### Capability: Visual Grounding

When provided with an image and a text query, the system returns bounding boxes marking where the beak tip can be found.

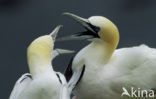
[56,25,63,30]
[50,25,63,40]
[51,25,63,33]
[62,12,70,16]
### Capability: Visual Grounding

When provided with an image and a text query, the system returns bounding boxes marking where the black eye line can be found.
[77,29,100,38]
[74,21,100,38]
[87,22,100,33]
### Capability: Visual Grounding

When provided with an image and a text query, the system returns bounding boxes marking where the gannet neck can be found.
[85,40,115,64]
[29,59,54,78]
[27,35,54,78]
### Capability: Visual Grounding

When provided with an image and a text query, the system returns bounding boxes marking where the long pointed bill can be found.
[52,49,75,59]
[56,13,100,42]
[63,12,96,33]
[56,34,93,42]
[50,25,63,41]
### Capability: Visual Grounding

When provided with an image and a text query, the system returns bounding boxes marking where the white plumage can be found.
[9,25,72,99]
[62,13,156,99]
[73,44,156,99]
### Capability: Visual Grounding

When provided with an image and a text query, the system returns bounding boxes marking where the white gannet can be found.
[60,13,156,99]
[9,25,73,99]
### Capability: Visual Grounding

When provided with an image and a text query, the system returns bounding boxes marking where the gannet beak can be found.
[56,13,100,42]
[52,49,75,59]
[50,25,63,41]
[50,25,75,59]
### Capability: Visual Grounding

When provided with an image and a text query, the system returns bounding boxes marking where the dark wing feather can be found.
[64,56,85,93]
[64,56,74,82]
[75,65,85,86]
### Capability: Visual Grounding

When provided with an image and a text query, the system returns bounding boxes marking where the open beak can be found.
[56,13,100,42]
[50,25,63,42]
[50,25,75,58]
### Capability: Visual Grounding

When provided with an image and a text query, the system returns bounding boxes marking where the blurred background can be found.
[0,0,156,98]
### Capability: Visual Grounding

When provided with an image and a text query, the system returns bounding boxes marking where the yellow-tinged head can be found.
[62,13,119,51]
[27,25,62,76]
[27,35,53,67]
[88,16,119,49]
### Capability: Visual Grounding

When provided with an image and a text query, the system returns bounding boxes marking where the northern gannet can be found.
[60,13,156,99]
[9,25,73,99]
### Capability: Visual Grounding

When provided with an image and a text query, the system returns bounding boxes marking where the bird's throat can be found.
[27,55,53,78]
[85,40,116,64]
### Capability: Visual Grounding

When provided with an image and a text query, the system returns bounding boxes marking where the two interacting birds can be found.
[9,12,156,99]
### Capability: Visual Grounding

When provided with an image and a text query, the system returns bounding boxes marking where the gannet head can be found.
[62,13,119,50]
[27,25,62,70]
[27,35,53,66]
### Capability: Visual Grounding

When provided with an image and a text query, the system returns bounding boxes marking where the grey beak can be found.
[52,49,75,59]
[50,25,63,41]
[63,12,96,33]
[56,34,92,42]
[56,13,100,42]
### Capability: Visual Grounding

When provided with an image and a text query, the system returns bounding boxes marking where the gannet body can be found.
[62,13,156,99]
[9,26,72,99]
[73,44,156,99]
